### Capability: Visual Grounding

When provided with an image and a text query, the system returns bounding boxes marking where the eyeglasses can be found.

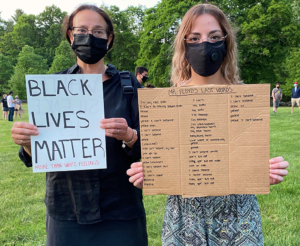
[184,33,227,47]
[72,27,107,38]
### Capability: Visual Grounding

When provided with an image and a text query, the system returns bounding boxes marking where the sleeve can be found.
[122,74,142,160]
[19,146,33,167]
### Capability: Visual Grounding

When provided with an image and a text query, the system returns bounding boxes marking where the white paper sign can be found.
[25,74,106,173]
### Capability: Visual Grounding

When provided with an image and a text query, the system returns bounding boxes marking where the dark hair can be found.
[135,66,148,76]
[9,91,13,95]
[63,5,115,50]
[144,83,155,88]
[276,83,280,85]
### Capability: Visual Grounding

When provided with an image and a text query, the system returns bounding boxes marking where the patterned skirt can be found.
[161,195,263,246]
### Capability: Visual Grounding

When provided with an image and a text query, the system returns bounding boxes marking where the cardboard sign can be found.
[25,74,106,173]
[138,84,270,197]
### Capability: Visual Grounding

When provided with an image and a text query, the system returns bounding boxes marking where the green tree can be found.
[239,1,298,85]
[36,5,67,65]
[9,45,48,99]
[0,14,39,64]
[136,0,200,87]
[48,40,76,74]
[281,47,300,99]
[104,5,145,73]
[0,54,14,94]
[11,9,25,22]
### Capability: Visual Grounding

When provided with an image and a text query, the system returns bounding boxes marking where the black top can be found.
[1,98,8,108]
[19,64,145,224]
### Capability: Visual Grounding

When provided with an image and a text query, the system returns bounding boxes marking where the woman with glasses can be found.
[10,4,147,246]
[127,4,288,245]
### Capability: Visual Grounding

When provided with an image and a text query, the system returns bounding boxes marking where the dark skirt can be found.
[46,213,148,246]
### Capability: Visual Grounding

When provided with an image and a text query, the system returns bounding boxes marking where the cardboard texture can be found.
[138,84,270,197]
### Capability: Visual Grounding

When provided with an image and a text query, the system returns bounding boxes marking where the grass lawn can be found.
[0,105,299,245]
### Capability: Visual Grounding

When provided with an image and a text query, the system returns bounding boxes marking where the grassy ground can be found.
[0,105,299,245]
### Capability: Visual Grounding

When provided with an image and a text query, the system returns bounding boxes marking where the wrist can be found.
[124,127,133,142]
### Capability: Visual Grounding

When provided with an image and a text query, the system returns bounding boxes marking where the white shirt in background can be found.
[7,95,15,107]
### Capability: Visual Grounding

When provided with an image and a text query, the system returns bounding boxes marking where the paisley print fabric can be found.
[161,195,263,246]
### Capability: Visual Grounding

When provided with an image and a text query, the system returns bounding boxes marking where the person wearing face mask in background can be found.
[135,66,148,87]
[128,4,289,245]
[10,4,147,246]
[272,83,282,113]
[1,94,8,120]
[291,81,300,113]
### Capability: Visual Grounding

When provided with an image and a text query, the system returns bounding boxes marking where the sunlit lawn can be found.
[0,105,299,245]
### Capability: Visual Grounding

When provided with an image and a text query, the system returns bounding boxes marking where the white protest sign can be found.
[25,74,106,173]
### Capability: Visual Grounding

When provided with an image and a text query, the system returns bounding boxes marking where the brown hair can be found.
[144,83,155,88]
[171,4,241,86]
[63,4,115,50]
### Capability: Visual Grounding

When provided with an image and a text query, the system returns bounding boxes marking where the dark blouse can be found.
[1,98,8,108]
[19,64,145,224]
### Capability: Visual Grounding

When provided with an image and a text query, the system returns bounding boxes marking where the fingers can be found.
[128,172,143,184]
[134,177,143,188]
[11,122,39,147]
[270,169,288,176]
[269,161,289,170]
[269,156,284,164]
[131,162,143,168]
[126,162,143,176]
[100,122,126,130]
[270,174,284,182]
[100,118,126,124]
[104,127,127,134]
[127,166,143,177]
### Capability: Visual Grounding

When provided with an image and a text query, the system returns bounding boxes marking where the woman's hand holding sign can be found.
[11,122,39,154]
[100,118,137,148]
[127,162,143,189]
[269,156,289,185]
[127,157,289,188]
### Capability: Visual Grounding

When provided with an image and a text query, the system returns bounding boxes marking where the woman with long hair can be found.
[11,4,147,246]
[127,4,288,245]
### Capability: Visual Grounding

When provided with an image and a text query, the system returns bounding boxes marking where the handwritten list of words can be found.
[138,84,270,197]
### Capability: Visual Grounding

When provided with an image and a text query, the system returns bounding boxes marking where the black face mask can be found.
[71,34,108,64]
[142,75,148,83]
[185,41,227,77]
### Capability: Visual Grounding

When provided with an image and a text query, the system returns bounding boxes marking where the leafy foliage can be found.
[0,1,299,96]
[0,54,13,94]
[48,40,76,74]
[104,5,145,73]
[9,45,48,99]
[239,1,298,86]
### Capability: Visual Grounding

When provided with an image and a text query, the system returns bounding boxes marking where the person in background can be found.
[7,91,15,122]
[14,95,22,119]
[127,4,289,245]
[144,83,155,88]
[1,94,8,120]
[135,66,148,86]
[10,4,147,246]
[291,81,300,113]
[272,83,282,113]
